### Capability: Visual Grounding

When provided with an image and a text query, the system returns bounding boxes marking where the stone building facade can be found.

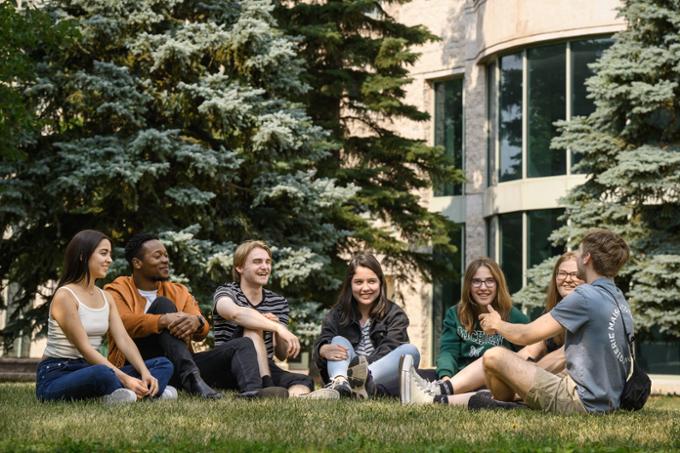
[392,0,625,366]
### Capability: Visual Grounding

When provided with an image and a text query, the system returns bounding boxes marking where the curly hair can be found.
[124,233,158,266]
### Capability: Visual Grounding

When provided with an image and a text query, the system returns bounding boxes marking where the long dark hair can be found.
[336,253,389,326]
[57,230,111,289]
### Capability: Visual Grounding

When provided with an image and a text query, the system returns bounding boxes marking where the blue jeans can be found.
[35,356,173,402]
[327,336,420,389]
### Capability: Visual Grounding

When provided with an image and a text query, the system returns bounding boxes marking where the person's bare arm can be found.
[215,297,300,358]
[51,290,151,398]
[479,306,562,346]
[107,296,158,397]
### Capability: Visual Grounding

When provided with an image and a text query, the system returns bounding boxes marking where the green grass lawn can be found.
[1,383,679,452]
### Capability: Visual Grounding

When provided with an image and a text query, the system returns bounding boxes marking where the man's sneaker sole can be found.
[399,354,413,405]
[257,386,289,399]
[348,356,370,399]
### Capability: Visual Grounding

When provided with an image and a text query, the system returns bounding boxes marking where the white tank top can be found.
[43,286,110,359]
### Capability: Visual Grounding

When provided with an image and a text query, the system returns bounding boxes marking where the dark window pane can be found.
[571,37,613,170]
[486,217,496,260]
[527,208,565,267]
[571,38,613,117]
[432,226,464,360]
[638,326,680,374]
[499,212,522,293]
[499,53,522,182]
[487,62,497,186]
[527,44,566,177]
[434,78,464,196]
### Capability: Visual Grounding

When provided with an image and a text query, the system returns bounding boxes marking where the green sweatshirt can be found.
[436,304,529,378]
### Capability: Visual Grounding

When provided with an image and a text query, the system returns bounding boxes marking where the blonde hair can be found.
[457,257,512,333]
[232,240,272,282]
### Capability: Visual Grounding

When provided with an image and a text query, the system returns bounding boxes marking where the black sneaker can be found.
[184,371,223,399]
[467,390,527,411]
[237,386,289,399]
[328,376,352,398]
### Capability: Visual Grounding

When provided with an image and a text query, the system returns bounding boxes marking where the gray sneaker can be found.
[103,388,137,404]
[159,385,178,401]
[298,388,340,400]
[399,354,435,405]
[347,356,372,399]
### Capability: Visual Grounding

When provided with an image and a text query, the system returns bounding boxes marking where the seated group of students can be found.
[36,227,635,414]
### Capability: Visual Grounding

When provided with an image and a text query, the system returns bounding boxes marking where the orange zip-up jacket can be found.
[104,276,209,368]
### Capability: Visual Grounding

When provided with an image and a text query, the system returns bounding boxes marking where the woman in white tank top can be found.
[36,230,175,403]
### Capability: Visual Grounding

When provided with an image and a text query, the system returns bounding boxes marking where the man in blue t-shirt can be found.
[478,228,634,413]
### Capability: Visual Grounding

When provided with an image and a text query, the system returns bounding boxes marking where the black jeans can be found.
[134,296,262,392]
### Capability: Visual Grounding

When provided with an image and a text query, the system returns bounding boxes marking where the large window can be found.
[488,208,565,293]
[499,212,523,293]
[432,226,464,360]
[527,209,563,267]
[434,78,464,196]
[527,44,566,177]
[498,54,522,182]
[487,37,612,184]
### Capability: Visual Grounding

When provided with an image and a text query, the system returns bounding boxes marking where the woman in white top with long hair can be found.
[36,230,174,403]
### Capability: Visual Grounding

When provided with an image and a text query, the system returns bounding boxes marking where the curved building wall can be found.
[473,0,623,61]
[388,0,624,366]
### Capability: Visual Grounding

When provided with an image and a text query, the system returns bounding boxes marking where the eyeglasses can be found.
[471,278,496,288]
[556,271,579,281]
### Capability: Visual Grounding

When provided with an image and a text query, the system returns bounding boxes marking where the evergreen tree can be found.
[521,0,680,338]
[0,2,76,160]
[274,0,464,288]
[0,0,355,349]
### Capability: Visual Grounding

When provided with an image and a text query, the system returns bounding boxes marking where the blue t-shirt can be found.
[550,278,633,413]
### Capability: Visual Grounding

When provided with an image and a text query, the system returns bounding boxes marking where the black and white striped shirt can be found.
[355,319,375,357]
[212,282,289,358]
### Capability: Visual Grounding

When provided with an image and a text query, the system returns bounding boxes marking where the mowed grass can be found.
[1,383,679,452]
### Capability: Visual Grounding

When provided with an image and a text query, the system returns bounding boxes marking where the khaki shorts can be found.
[525,369,587,414]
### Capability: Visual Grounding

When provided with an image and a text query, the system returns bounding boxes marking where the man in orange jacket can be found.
[106,233,281,399]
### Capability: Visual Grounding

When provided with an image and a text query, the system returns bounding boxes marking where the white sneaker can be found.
[297,388,340,400]
[103,388,137,404]
[159,385,178,401]
[399,355,435,405]
[418,374,442,396]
